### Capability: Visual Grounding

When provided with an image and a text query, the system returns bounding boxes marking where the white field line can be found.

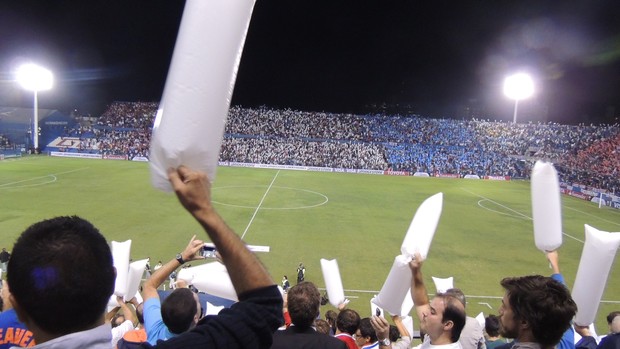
[462,188,584,244]
[0,168,89,188]
[240,170,280,240]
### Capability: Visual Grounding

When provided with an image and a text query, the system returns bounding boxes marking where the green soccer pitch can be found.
[1,156,619,332]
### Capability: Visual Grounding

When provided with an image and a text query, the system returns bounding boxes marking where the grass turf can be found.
[1,155,619,331]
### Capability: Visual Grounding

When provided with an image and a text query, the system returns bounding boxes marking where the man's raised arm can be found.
[167,166,275,295]
[409,252,430,324]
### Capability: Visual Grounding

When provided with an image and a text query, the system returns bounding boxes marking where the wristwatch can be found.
[379,338,391,346]
[175,253,185,265]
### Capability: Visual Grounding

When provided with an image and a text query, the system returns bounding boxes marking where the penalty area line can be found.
[462,188,584,244]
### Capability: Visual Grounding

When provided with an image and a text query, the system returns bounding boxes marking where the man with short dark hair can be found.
[142,238,203,345]
[334,308,360,349]
[270,281,346,349]
[7,165,283,349]
[408,252,467,349]
[484,315,506,349]
[498,275,577,349]
[444,288,486,349]
[8,216,116,348]
[355,317,380,349]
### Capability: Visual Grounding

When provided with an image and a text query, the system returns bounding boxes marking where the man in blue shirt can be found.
[0,281,35,348]
[142,236,203,345]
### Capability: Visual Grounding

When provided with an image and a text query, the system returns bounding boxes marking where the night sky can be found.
[1,0,620,124]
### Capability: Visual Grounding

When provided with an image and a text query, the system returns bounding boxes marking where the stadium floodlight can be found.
[16,63,54,151]
[503,72,534,124]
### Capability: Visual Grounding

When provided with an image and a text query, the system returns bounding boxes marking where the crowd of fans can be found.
[220,137,387,170]
[48,102,620,193]
[0,134,10,148]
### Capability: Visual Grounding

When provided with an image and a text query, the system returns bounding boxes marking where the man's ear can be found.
[443,320,454,331]
[9,294,31,325]
[520,319,530,330]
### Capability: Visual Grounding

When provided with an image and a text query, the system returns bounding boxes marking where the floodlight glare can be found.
[503,73,534,124]
[16,63,54,91]
[16,63,54,151]
[503,73,534,100]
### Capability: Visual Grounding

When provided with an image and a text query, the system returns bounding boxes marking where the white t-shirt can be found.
[414,335,464,349]
[111,319,135,347]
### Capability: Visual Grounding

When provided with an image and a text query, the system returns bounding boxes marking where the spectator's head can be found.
[161,288,200,334]
[444,288,467,308]
[325,309,337,330]
[287,282,320,329]
[355,317,378,347]
[389,325,401,342]
[314,318,331,335]
[336,308,360,335]
[607,311,620,334]
[499,275,577,348]
[7,216,116,339]
[485,315,501,338]
[423,293,466,343]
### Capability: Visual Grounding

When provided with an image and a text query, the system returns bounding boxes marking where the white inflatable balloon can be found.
[111,240,132,297]
[124,259,148,302]
[531,161,563,251]
[431,276,454,294]
[205,301,225,316]
[572,225,620,326]
[400,288,414,317]
[149,0,256,191]
[401,193,443,259]
[177,262,238,301]
[320,259,346,308]
[372,255,413,316]
[475,312,485,328]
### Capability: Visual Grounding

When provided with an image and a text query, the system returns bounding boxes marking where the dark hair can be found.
[607,311,620,324]
[336,308,361,335]
[161,288,197,334]
[485,315,501,337]
[8,216,115,335]
[359,317,378,342]
[389,325,401,342]
[501,275,577,347]
[325,310,338,328]
[314,318,331,335]
[437,294,467,343]
[287,282,320,328]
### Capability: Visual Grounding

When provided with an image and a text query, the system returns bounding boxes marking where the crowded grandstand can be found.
[2,101,619,196]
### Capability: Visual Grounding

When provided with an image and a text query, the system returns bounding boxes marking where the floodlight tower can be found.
[503,73,534,124]
[16,63,54,151]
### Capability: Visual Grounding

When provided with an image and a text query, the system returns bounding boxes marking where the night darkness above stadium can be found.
[1,0,620,124]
